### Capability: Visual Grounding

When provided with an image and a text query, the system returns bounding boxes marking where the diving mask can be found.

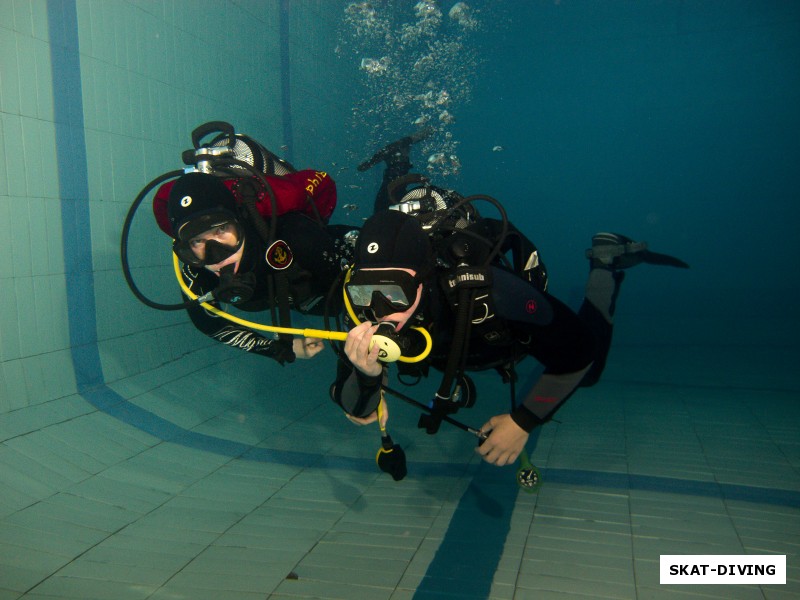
[344,269,421,319]
[173,220,244,268]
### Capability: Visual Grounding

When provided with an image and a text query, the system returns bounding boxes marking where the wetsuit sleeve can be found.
[180,263,296,365]
[330,356,384,418]
[491,282,596,432]
[510,366,592,432]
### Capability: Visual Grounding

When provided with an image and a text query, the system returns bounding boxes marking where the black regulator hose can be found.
[430,194,509,402]
[223,158,278,245]
[120,169,200,311]
[434,194,509,268]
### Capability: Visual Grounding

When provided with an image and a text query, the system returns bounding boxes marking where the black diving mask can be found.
[172,220,244,268]
[344,269,421,319]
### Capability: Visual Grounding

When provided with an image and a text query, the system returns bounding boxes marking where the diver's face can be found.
[188,223,243,273]
[361,268,423,331]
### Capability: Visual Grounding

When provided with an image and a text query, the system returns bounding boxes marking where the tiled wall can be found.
[0,0,355,415]
[1,0,68,412]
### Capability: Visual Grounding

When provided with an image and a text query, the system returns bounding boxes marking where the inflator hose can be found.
[120,169,196,311]
[171,251,347,340]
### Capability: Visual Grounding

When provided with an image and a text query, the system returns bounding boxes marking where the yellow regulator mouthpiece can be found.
[371,328,402,362]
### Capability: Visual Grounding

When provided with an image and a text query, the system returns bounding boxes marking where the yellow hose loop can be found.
[172,252,346,341]
[172,252,431,361]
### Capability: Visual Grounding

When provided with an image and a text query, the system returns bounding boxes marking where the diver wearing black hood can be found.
[167,171,357,364]
[332,135,689,467]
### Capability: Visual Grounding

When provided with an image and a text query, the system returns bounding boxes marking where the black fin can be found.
[357,127,433,172]
[641,250,690,269]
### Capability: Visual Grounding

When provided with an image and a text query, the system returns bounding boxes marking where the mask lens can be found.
[173,240,204,267]
[187,221,239,246]
[174,221,243,267]
[347,283,410,309]
[345,269,418,313]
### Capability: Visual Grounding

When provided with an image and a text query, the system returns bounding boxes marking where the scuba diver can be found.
[130,122,359,365]
[330,134,690,472]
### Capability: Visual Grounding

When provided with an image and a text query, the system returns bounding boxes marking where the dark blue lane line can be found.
[48,0,105,395]
[544,468,800,508]
[81,385,466,475]
[412,428,541,600]
[411,366,546,599]
[79,387,800,507]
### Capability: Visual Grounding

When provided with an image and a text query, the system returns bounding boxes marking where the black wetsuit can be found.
[332,139,630,431]
[331,227,621,433]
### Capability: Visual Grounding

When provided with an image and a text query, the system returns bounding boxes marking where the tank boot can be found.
[585,232,689,270]
[357,126,433,172]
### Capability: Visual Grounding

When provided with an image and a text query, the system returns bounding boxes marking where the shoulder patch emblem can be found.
[266,239,293,270]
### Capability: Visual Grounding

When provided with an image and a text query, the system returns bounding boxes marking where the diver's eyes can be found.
[188,223,233,248]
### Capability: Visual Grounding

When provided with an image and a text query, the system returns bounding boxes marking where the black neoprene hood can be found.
[167,172,238,240]
[355,210,433,272]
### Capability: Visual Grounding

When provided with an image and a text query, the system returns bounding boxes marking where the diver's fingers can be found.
[355,324,379,359]
[344,322,382,376]
[344,321,373,356]
[478,415,499,437]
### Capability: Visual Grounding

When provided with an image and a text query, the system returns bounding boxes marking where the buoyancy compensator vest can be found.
[386,175,551,433]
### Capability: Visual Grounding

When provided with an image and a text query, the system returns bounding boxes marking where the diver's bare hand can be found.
[293,337,324,359]
[476,414,529,466]
[344,321,382,377]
